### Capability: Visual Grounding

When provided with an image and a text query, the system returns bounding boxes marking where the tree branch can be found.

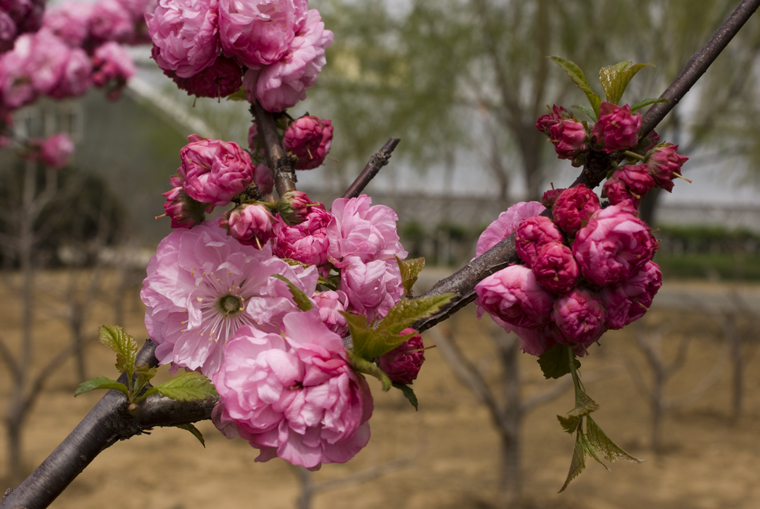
[251,101,296,197]
[342,138,400,199]
[0,335,19,382]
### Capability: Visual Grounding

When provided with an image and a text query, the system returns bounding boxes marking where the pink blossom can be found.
[0,12,15,54]
[171,54,242,98]
[491,321,556,357]
[474,265,554,330]
[218,0,308,67]
[474,201,545,259]
[21,32,70,96]
[178,134,254,207]
[643,130,660,151]
[141,221,318,376]
[90,0,135,44]
[551,289,606,346]
[377,329,425,385]
[242,9,333,112]
[514,215,563,266]
[340,256,403,322]
[247,122,260,151]
[211,310,373,470]
[313,290,349,335]
[91,42,135,99]
[600,261,662,329]
[283,115,333,169]
[532,242,580,294]
[591,102,641,153]
[551,185,600,236]
[535,104,570,137]
[541,188,564,209]
[1,0,44,36]
[274,206,332,266]
[39,133,74,168]
[254,163,273,196]
[646,143,688,192]
[602,164,655,209]
[327,194,407,265]
[219,203,276,249]
[41,2,93,47]
[162,185,211,228]
[48,47,92,99]
[549,119,587,160]
[572,204,658,287]
[0,47,36,109]
[147,0,220,78]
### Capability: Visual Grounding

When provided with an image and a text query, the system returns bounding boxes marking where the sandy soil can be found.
[1,271,759,508]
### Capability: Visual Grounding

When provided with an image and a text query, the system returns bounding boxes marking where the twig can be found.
[0,335,19,381]
[342,138,401,199]
[251,101,296,197]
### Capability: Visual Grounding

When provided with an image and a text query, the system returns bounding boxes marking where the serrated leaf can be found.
[569,389,600,417]
[347,350,392,391]
[550,56,602,115]
[559,431,587,493]
[342,312,375,357]
[379,293,455,335]
[225,88,247,101]
[134,364,159,396]
[557,414,581,434]
[99,325,137,379]
[579,428,610,471]
[537,344,580,380]
[396,256,425,296]
[599,61,653,105]
[148,372,218,402]
[586,416,642,464]
[176,423,206,448]
[392,382,419,410]
[74,376,129,397]
[281,258,311,269]
[271,274,313,311]
[571,104,597,121]
[630,97,669,112]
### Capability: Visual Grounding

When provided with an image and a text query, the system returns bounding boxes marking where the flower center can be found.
[217,294,242,315]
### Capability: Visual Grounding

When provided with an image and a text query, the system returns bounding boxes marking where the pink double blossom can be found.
[211,310,373,470]
[29,133,74,169]
[170,54,242,98]
[282,115,333,169]
[591,102,641,153]
[377,329,425,385]
[646,143,688,192]
[312,290,349,335]
[600,261,662,329]
[541,188,564,209]
[535,104,570,137]
[531,242,580,295]
[0,0,44,42]
[254,163,274,196]
[549,119,587,160]
[340,256,403,322]
[219,203,276,249]
[551,185,600,236]
[274,206,332,266]
[48,46,92,99]
[514,215,563,266]
[278,190,317,225]
[603,164,655,209]
[90,0,136,44]
[475,265,554,330]
[41,2,94,48]
[551,288,606,346]
[474,201,545,259]
[92,42,136,100]
[161,185,211,228]
[0,12,15,54]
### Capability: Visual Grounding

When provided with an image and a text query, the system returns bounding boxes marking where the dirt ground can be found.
[1,270,760,508]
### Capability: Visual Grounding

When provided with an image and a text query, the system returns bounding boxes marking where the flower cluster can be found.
[147,0,333,109]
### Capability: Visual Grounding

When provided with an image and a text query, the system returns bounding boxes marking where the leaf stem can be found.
[622,150,645,161]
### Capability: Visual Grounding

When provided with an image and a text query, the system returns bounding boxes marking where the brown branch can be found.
[0,335,19,382]
[251,101,296,197]
[342,138,401,199]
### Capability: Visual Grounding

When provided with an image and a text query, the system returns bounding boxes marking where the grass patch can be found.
[655,251,760,281]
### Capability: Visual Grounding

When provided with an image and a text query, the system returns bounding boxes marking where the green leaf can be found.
[396,256,425,296]
[176,423,206,448]
[569,389,600,417]
[598,61,653,105]
[379,293,455,335]
[571,104,597,121]
[99,325,138,379]
[392,382,419,411]
[134,364,159,396]
[557,414,581,434]
[630,97,669,112]
[579,428,610,471]
[271,274,313,311]
[559,430,587,493]
[537,344,580,380]
[586,416,643,464]
[148,372,218,402]
[225,87,247,101]
[75,376,129,397]
[347,350,392,391]
[550,56,601,115]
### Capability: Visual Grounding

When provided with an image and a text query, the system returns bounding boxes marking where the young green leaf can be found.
[396,256,426,296]
[586,416,642,463]
[392,382,419,411]
[550,56,602,115]
[271,274,313,311]
[579,429,610,471]
[557,414,581,434]
[537,344,580,380]
[99,325,138,379]
[147,372,218,402]
[630,97,669,112]
[225,88,247,101]
[598,61,653,106]
[74,376,129,397]
[347,350,392,391]
[176,423,206,448]
[342,312,376,359]
[559,430,587,493]
[134,364,159,396]
[571,104,597,122]
[379,293,455,335]
[569,389,600,417]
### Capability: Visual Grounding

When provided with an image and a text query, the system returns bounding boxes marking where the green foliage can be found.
[559,431,587,493]
[630,97,669,112]
[175,424,206,448]
[347,350,392,391]
[598,61,653,105]
[550,56,602,115]
[99,325,138,380]
[392,383,419,411]
[586,416,641,464]
[381,293,454,335]
[271,274,313,311]
[538,343,580,379]
[397,256,426,297]
[145,372,218,402]
[75,377,129,398]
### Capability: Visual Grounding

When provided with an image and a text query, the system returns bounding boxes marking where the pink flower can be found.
[92,42,136,91]
[602,164,655,209]
[541,188,564,209]
[178,134,254,207]
[475,265,554,329]
[90,0,135,44]
[551,185,600,236]
[535,104,570,137]
[532,242,580,294]
[551,288,606,346]
[282,115,333,169]
[492,321,556,357]
[22,32,70,96]
[327,194,407,265]
[141,221,318,376]
[37,133,74,168]
[171,54,242,98]
[514,215,564,266]
[0,12,15,54]
[377,329,425,385]
[340,256,404,322]
[49,47,92,99]
[0,45,36,109]
[274,206,332,266]
[254,163,273,196]
[218,0,307,67]
[591,102,642,153]
[161,185,211,228]
[220,203,276,249]
[474,201,545,259]
[277,190,317,225]
[600,261,662,329]
[1,0,44,37]
[211,310,373,470]
[41,2,93,47]
[572,204,658,287]
[313,290,349,335]
[549,119,587,160]
[646,143,688,192]
[242,9,333,112]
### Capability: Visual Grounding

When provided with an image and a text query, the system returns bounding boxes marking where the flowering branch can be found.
[251,101,297,197]
[342,138,401,199]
